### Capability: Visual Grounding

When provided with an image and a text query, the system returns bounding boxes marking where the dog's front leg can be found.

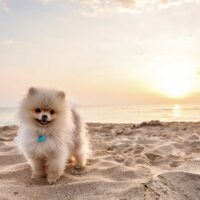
[46,152,68,184]
[29,157,45,179]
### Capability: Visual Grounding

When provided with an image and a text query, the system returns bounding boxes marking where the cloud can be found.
[41,0,200,13]
[2,39,35,47]
[2,39,18,46]
[0,0,8,11]
[76,0,199,12]
[41,0,56,4]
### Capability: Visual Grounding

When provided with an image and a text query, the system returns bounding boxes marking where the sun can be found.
[148,56,197,98]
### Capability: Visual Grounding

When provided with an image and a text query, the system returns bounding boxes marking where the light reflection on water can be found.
[173,104,181,118]
[0,104,200,126]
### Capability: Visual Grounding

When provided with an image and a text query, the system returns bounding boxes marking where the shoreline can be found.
[2,119,200,128]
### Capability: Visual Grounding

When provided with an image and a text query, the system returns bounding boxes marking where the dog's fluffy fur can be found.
[15,87,90,184]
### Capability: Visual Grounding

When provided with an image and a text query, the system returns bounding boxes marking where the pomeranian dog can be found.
[15,87,90,184]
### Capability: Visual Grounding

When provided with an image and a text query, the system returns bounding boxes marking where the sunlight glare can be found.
[149,56,197,98]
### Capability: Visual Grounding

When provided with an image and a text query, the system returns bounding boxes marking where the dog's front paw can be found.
[31,171,46,179]
[47,173,61,184]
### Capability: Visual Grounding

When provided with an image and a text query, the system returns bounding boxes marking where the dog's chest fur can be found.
[17,126,73,159]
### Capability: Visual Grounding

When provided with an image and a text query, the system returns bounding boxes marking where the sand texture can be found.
[0,122,200,200]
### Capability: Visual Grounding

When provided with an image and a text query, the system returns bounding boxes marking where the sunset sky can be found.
[1,0,200,106]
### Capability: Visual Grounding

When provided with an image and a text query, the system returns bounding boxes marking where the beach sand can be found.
[0,121,200,200]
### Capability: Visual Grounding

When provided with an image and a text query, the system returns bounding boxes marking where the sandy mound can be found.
[0,122,200,200]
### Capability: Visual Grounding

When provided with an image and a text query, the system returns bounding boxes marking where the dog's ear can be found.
[57,91,65,99]
[28,87,37,95]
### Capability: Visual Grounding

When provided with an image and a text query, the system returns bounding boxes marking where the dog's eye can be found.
[50,110,55,115]
[35,108,41,113]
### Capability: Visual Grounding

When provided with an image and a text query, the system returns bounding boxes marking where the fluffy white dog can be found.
[15,87,90,184]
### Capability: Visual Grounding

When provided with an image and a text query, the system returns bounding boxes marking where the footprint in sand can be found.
[134,145,144,154]
[169,161,182,168]
[113,154,125,162]
[145,152,165,165]
[135,157,152,166]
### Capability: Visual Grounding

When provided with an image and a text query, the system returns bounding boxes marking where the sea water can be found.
[0,104,200,126]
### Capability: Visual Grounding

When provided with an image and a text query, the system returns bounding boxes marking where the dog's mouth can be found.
[35,119,51,126]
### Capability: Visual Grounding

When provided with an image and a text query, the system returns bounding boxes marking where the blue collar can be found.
[37,130,46,142]
[38,135,46,142]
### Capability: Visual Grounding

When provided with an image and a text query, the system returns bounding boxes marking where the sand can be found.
[0,121,200,200]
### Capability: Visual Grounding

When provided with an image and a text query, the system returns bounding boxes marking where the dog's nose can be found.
[42,115,48,122]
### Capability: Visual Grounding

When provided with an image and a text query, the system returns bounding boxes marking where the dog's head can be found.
[19,87,66,128]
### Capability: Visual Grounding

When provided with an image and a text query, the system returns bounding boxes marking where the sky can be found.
[1,0,200,106]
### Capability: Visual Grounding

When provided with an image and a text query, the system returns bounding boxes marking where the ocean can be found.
[0,104,200,126]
